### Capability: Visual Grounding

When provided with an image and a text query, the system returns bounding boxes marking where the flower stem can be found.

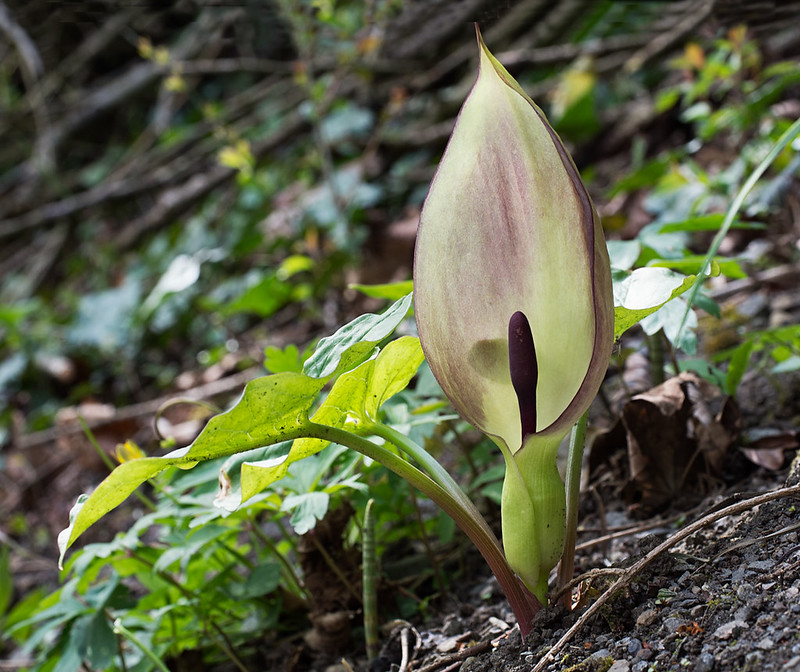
[557,410,589,607]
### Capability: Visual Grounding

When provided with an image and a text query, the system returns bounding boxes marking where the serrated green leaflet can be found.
[303,292,412,378]
[58,373,326,567]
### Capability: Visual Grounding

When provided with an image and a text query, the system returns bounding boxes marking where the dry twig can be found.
[532,483,800,671]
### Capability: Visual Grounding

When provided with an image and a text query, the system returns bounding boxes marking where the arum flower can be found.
[414,29,614,602]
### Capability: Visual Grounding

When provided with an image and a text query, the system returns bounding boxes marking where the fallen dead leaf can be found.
[621,372,740,513]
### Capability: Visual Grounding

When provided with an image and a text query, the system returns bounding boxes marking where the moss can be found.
[562,656,615,672]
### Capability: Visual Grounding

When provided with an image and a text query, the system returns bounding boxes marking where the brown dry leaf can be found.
[677,621,704,636]
[739,428,798,471]
[622,372,740,513]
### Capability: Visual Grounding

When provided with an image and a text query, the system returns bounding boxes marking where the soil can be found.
[386,470,800,672]
[281,460,800,672]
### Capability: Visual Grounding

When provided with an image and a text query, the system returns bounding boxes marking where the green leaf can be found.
[240,562,282,599]
[264,343,314,374]
[55,619,87,672]
[613,268,697,339]
[607,240,641,271]
[640,296,698,354]
[239,360,376,503]
[282,491,330,534]
[224,272,292,318]
[241,337,425,502]
[153,525,230,572]
[83,611,117,669]
[58,373,326,566]
[216,442,292,511]
[656,213,762,233]
[649,256,745,279]
[2,587,47,644]
[303,292,413,378]
[349,280,414,301]
[772,354,800,374]
[725,339,755,395]
[365,336,425,420]
[0,545,11,617]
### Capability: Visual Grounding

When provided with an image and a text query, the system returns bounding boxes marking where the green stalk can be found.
[304,422,540,636]
[504,432,565,603]
[113,619,171,672]
[368,423,487,529]
[557,411,589,607]
[247,512,309,601]
[362,499,379,660]
[677,116,800,343]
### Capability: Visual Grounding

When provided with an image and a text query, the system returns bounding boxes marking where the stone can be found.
[661,617,685,633]
[695,652,715,672]
[713,620,745,640]
[607,661,630,672]
[783,655,800,672]
[743,651,763,671]
[636,608,659,628]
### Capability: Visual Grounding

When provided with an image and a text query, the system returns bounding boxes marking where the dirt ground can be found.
[369,465,800,672]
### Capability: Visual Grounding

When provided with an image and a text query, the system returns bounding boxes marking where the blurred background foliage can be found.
[2,0,799,441]
[2,0,800,669]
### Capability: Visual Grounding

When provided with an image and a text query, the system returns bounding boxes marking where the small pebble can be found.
[757,637,774,650]
[607,661,630,672]
[636,609,659,628]
[441,616,463,636]
[627,638,642,655]
[695,652,715,672]
[736,582,753,601]
[459,656,478,672]
[713,620,745,640]
[783,655,800,672]
[755,613,773,627]
[744,651,763,670]
[661,617,685,633]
